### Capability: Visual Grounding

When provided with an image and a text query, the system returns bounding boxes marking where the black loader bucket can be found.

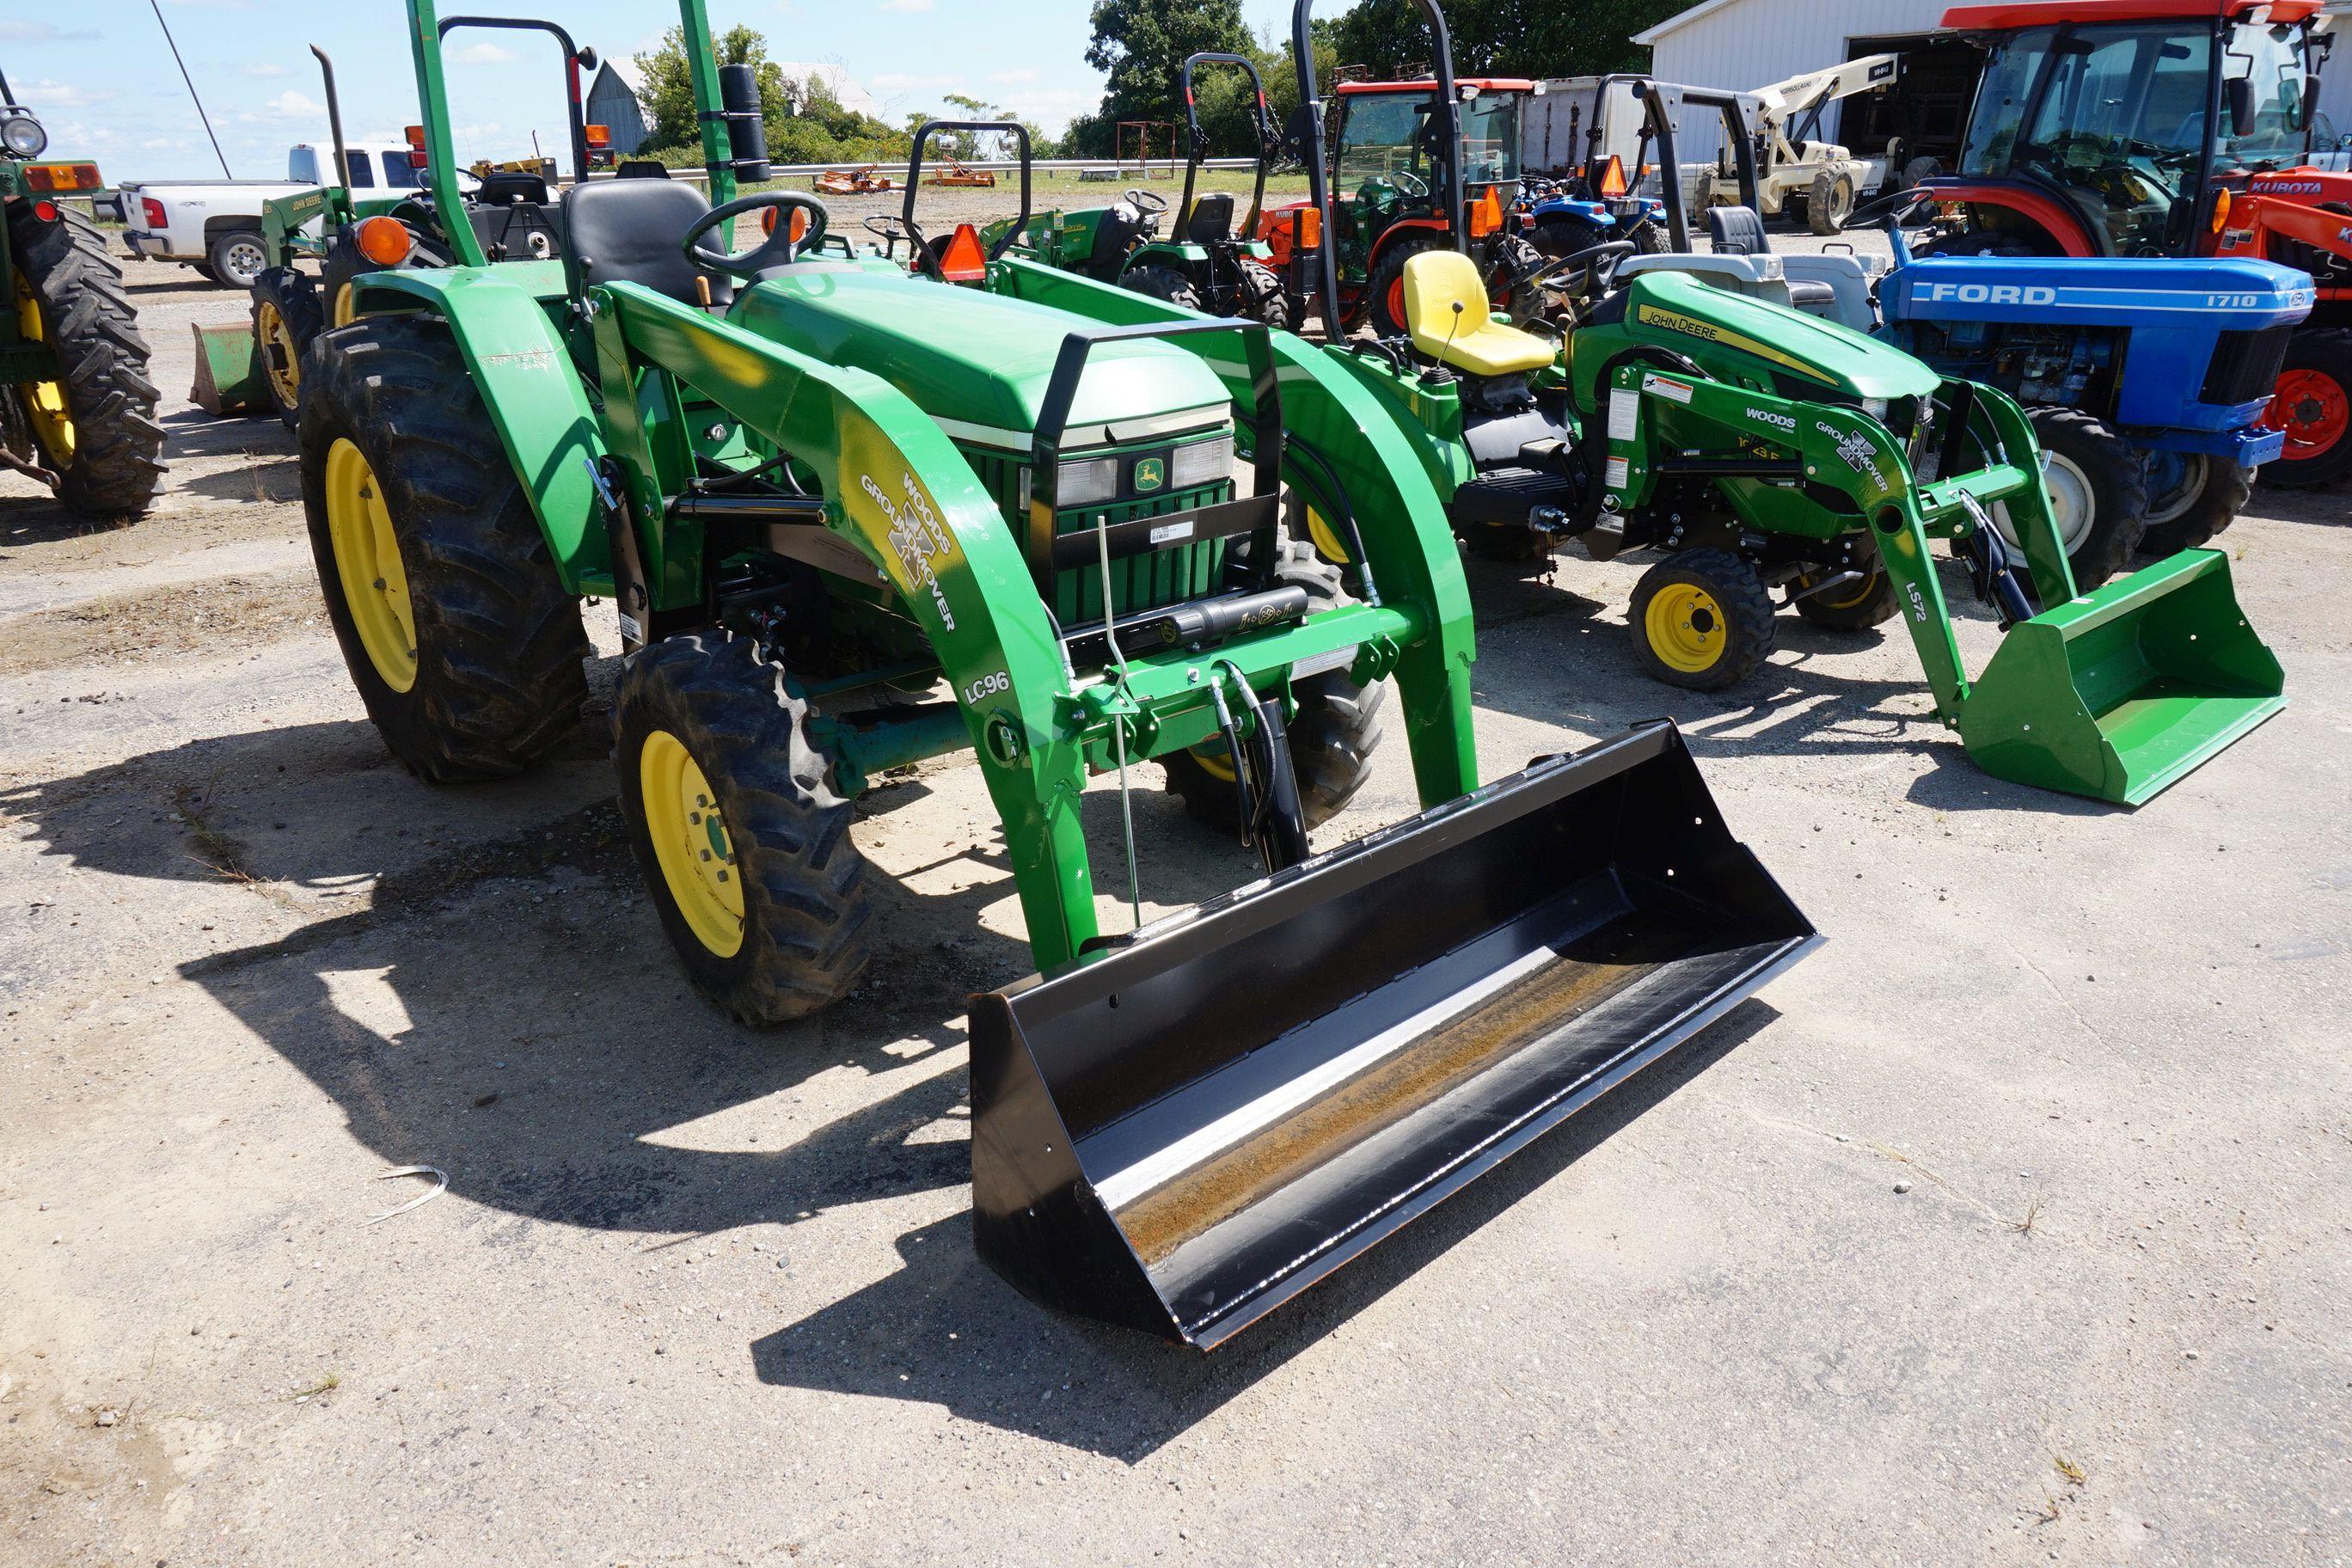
[969,721,1818,1349]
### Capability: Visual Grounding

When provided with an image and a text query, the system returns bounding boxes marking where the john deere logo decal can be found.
[1634,303,1832,383]
[1134,457,1166,493]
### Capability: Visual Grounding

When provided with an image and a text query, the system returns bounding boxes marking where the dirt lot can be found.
[2,251,2348,1568]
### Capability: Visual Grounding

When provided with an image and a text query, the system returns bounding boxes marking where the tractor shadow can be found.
[1460,554,2121,819]
[8,690,1795,1459]
[749,1002,1778,1460]
[161,406,296,462]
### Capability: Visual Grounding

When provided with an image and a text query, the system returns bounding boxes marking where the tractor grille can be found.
[961,446,1233,627]
[2199,325,2295,408]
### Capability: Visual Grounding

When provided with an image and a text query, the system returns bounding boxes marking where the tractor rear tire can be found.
[250,266,325,431]
[2260,328,2352,489]
[1629,548,1776,691]
[1162,538,1385,834]
[1239,259,1290,332]
[1808,170,1857,236]
[2138,455,2251,556]
[298,312,588,781]
[320,237,383,327]
[1532,214,1608,259]
[1994,407,2147,591]
[1792,560,1898,631]
[5,202,166,519]
[1125,264,1203,312]
[614,631,873,1026]
[1489,232,1549,322]
[1368,232,1444,338]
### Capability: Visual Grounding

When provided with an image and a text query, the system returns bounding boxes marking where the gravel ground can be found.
[1,240,2348,1568]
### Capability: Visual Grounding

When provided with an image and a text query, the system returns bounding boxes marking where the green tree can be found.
[1070,0,1253,155]
[631,24,787,152]
[1329,0,1685,82]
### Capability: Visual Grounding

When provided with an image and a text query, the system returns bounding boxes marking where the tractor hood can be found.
[1883,254,2316,331]
[733,268,1233,449]
[1614,271,1939,402]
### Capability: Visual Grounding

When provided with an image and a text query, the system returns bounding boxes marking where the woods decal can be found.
[862,469,959,633]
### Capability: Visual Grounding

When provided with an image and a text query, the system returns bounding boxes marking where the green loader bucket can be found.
[1959,549,2284,806]
[969,722,1818,1349]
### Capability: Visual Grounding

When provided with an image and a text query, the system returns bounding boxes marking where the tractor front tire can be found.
[298,313,588,781]
[250,266,325,430]
[2138,455,2251,556]
[1239,259,1291,332]
[615,631,873,1026]
[2262,328,2352,489]
[320,237,383,327]
[1163,539,1385,833]
[1996,407,2147,591]
[5,202,165,519]
[1629,548,1775,692]
[1124,264,1203,313]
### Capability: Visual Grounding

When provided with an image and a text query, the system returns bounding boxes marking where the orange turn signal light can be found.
[937,221,988,282]
[757,207,812,242]
[354,215,414,267]
[1296,205,1322,252]
[2209,187,2233,234]
[585,123,611,149]
[1467,187,1504,237]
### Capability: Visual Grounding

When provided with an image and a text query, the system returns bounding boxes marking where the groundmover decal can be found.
[1634,303,1832,383]
[861,469,959,632]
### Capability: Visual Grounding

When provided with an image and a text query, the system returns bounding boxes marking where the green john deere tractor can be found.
[991,52,1292,329]
[300,0,1821,1349]
[1,74,163,518]
[1278,0,2283,808]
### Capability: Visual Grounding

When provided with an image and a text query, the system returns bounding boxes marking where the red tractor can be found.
[1925,0,2351,487]
[1257,64,1546,336]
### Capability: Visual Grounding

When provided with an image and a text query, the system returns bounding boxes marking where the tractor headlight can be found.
[1056,456,1120,507]
[1168,433,1233,489]
[0,113,46,160]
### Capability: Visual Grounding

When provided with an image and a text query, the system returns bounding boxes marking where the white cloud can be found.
[265,90,326,119]
[451,41,518,66]
[879,0,933,11]
[21,80,118,111]
[237,62,289,79]
[0,20,100,42]
[870,71,955,92]
[989,68,1040,86]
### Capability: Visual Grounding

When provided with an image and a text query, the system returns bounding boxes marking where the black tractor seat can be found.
[1708,205,1836,307]
[478,171,552,207]
[1186,192,1236,245]
[560,177,732,308]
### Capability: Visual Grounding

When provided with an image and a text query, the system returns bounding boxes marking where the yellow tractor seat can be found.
[1401,249,1555,377]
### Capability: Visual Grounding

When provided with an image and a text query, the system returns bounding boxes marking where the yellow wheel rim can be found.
[332,282,357,328]
[1305,505,1351,565]
[1191,744,1238,783]
[256,297,301,407]
[639,729,745,958]
[1644,581,1727,673]
[12,274,74,465]
[1812,570,1879,611]
[323,438,417,692]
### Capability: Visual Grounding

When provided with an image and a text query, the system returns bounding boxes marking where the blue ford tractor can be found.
[1590,80,2313,584]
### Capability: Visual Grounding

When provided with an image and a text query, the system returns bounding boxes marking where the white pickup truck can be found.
[116,143,437,289]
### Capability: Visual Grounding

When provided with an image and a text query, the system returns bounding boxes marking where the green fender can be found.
[340,266,609,584]
[994,256,1481,808]
[590,279,1110,969]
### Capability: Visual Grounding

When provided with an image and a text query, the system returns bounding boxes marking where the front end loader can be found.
[300,3,1820,1350]
[1,75,163,518]
[1283,0,2283,806]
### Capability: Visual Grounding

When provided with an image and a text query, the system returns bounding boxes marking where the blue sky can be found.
[3,0,1302,181]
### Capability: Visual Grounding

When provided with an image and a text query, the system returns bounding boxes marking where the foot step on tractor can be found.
[1,75,164,518]
[300,0,1820,1348]
[1279,0,2285,807]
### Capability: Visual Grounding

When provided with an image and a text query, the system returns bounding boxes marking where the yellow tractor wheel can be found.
[1628,548,1776,692]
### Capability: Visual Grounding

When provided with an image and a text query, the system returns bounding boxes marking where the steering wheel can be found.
[1518,239,1635,297]
[1389,170,1430,199]
[1124,187,1168,214]
[862,214,908,257]
[680,192,832,280]
[1843,185,1939,233]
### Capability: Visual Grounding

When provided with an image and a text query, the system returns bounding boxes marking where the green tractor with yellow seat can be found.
[1278,0,2284,806]
[294,0,1825,1349]
[2,74,163,518]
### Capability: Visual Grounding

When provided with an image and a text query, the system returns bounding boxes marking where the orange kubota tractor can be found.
[1925,0,2352,487]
